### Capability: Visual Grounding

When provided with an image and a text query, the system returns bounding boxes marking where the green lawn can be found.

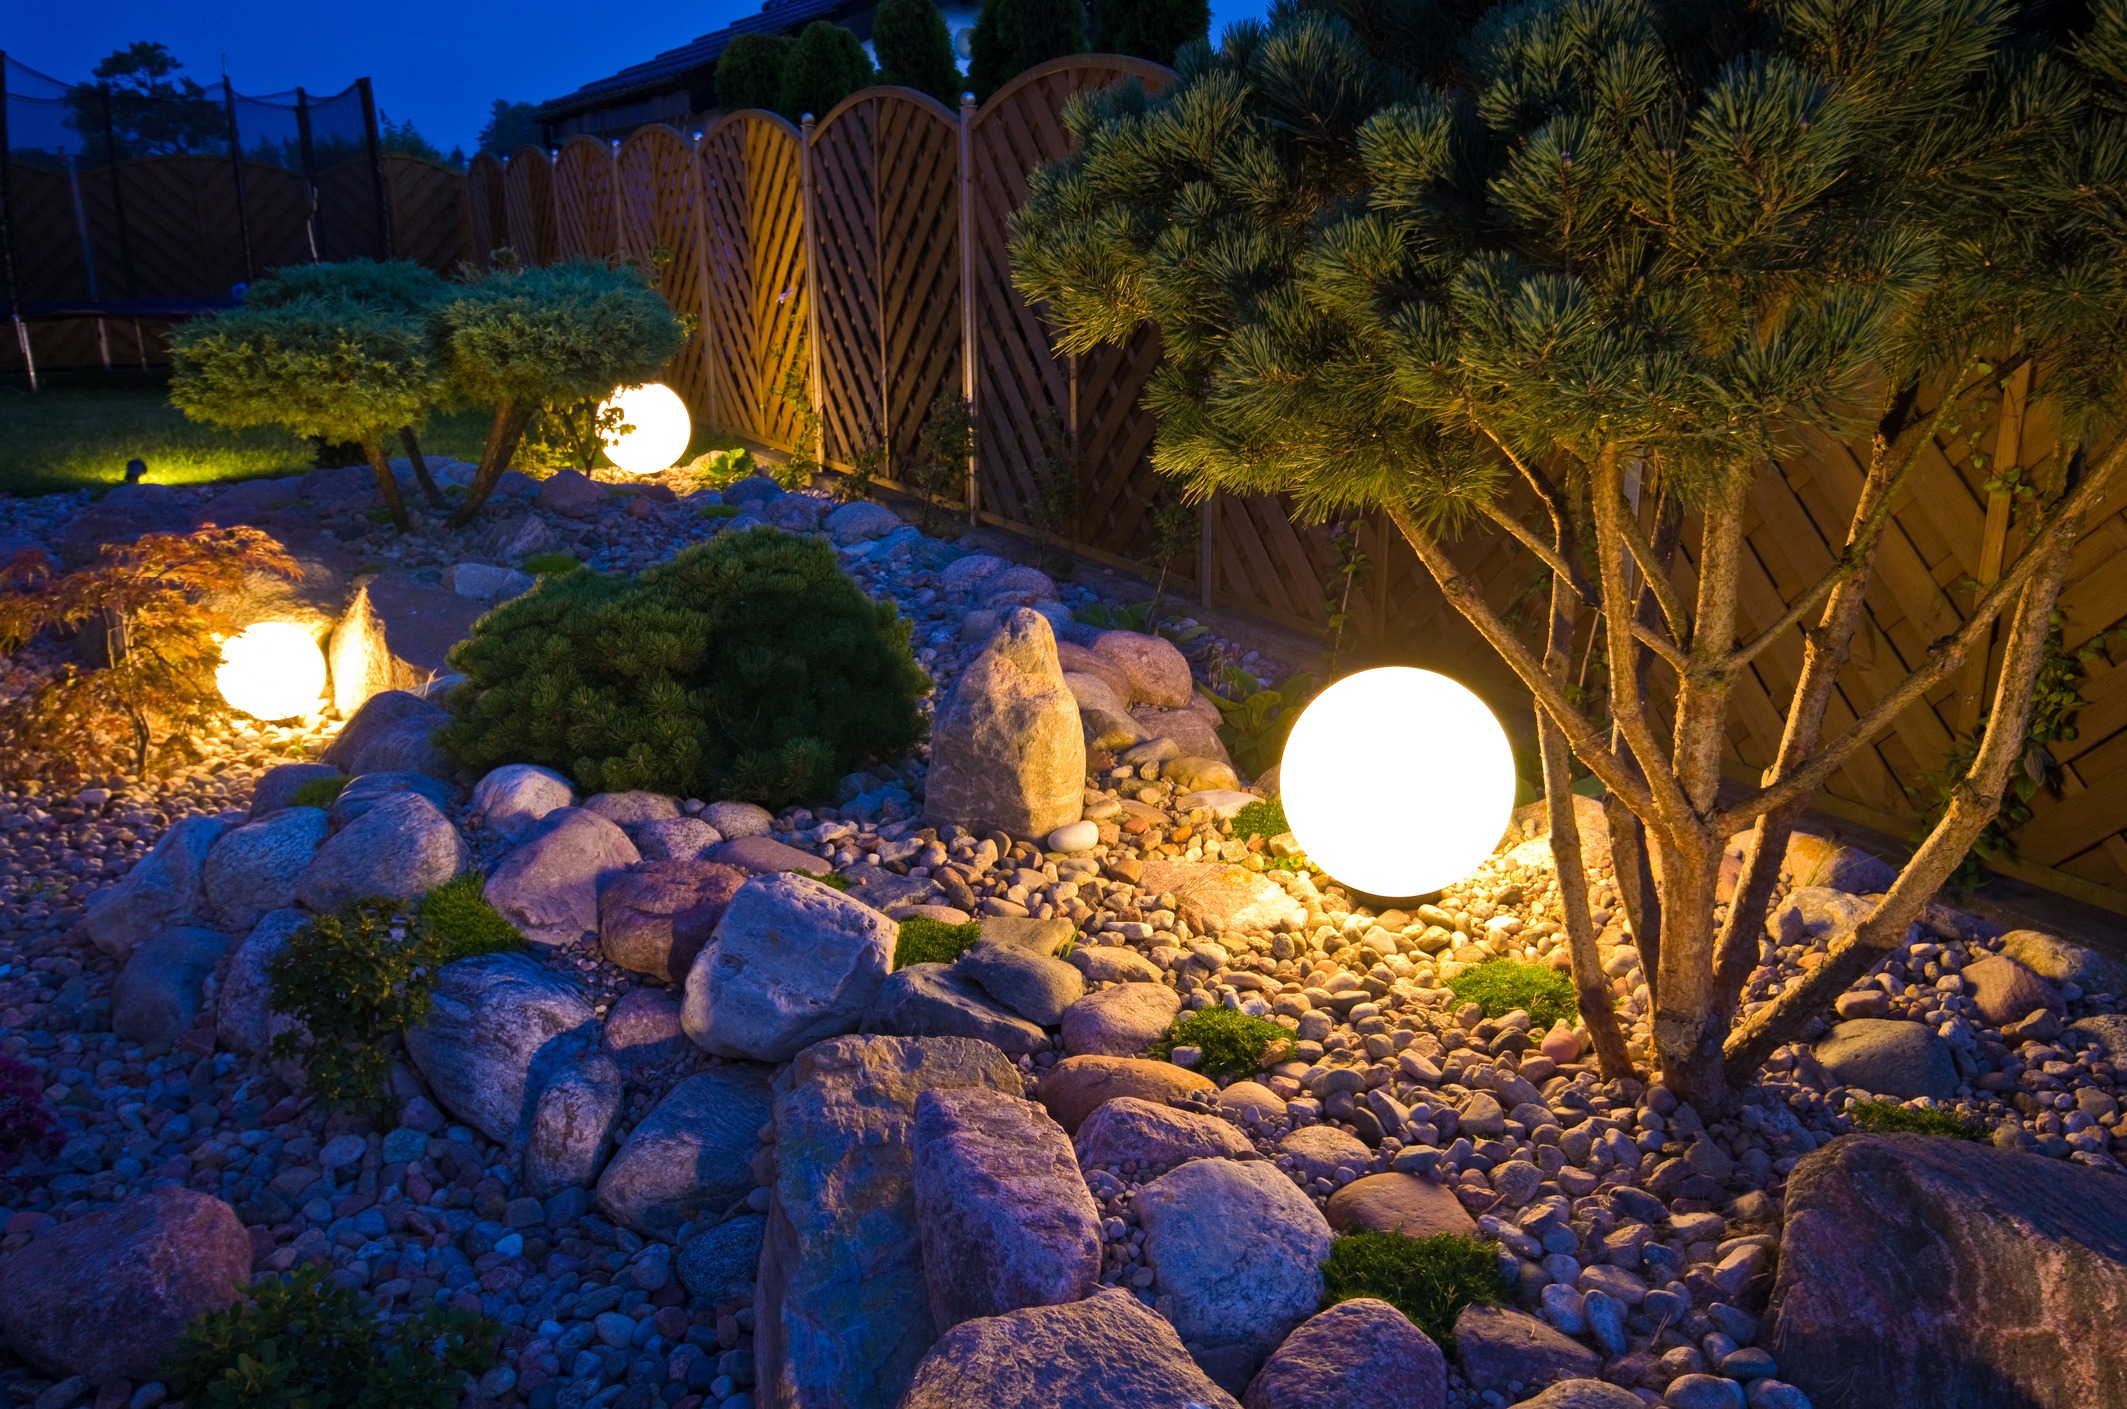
[0,370,744,499]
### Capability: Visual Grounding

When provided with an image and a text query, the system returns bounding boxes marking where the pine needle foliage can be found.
[876,0,966,105]
[441,527,929,807]
[0,528,299,783]
[243,259,449,317]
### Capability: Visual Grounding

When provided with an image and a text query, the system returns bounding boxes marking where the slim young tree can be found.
[969,0,1087,101]
[1012,0,2127,1105]
[717,35,797,115]
[777,22,877,122]
[875,0,966,105]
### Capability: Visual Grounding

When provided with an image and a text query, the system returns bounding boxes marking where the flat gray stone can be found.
[597,1064,776,1239]
[863,963,1050,1056]
[1813,1019,1959,1101]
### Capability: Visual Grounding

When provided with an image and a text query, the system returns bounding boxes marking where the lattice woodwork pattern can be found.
[698,111,808,450]
[503,146,558,266]
[381,157,471,272]
[553,137,621,262]
[466,153,505,268]
[806,98,884,470]
[617,125,713,426]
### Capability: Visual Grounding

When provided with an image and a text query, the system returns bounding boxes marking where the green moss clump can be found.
[289,775,348,810]
[442,527,930,808]
[801,870,853,892]
[1847,1100,1987,1141]
[1320,1232,1507,1347]
[520,551,581,575]
[1446,958,1578,1030]
[1231,798,1287,841]
[697,503,742,519]
[417,872,526,959]
[1150,1003,1288,1080]
[896,916,981,968]
[165,1263,500,1409]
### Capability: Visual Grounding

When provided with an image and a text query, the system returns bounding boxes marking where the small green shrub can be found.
[896,916,982,968]
[698,503,742,520]
[442,527,929,807]
[164,1264,500,1409]
[520,551,581,575]
[1150,1003,1288,1080]
[1447,958,1578,1030]
[1075,600,1152,631]
[417,872,526,958]
[1208,668,1317,781]
[289,775,348,810]
[1231,798,1287,841]
[1847,1100,1987,1140]
[1320,1232,1507,1346]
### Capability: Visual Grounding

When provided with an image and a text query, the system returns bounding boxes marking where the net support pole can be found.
[222,76,256,286]
[0,53,31,391]
[357,77,393,259]
[98,83,139,298]
[958,91,977,525]
[295,88,321,260]
[800,112,826,476]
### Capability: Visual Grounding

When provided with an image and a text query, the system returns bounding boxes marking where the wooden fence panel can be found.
[698,111,808,450]
[314,161,390,264]
[382,156,472,272]
[466,152,505,267]
[553,137,620,263]
[873,92,963,479]
[617,125,713,427]
[503,146,558,266]
[807,96,885,470]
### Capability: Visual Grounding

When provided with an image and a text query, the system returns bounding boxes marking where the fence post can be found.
[221,77,256,286]
[685,129,718,439]
[356,77,394,260]
[959,91,978,524]
[800,113,827,475]
[295,88,322,260]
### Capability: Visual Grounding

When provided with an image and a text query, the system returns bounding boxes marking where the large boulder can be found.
[2001,928,2127,997]
[1065,670,1144,751]
[294,790,468,912]
[326,770,453,829]
[826,500,903,545]
[582,790,682,827]
[900,1287,1244,1409]
[596,1064,776,1240]
[483,807,640,948]
[709,834,833,875]
[683,872,896,1062]
[1504,794,1614,872]
[1128,705,1232,768]
[863,964,1050,1055]
[1135,1156,1335,1391]
[1768,887,1875,950]
[1812,1019,1959,1100]
[1060,981,1181,1057]
[602,987,691,1070]
[1452,1305,1600,1395]
[1963,954,2064,1027]
[956,940,1084,1025]
[1783,833,1899,895]
[634,816,723,862]
[1769,1133,2127,1409]
[327,572,486,717]
[1073,1095,1255,1178]
[599,860,747,982]
[82,814,228,958]
[318,688,453,779]
[249,762,344,820]
[517,1042,624,1198]
[703,801,774,839]
[755,1035,1022,1409]
[215,908,308,1062]
[469,763,575,840]
[924,606,1085,838]
[1242,1299,1446,1409]
[402,952,598,1143]
[1089,629,1194,708]
[201,806,328,930]
[1034,1055,1214,1133]
[911,1085,1102,1329]
[0,1187,252,1384]
[112,926,231,1047]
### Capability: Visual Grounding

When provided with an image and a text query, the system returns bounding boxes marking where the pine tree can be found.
[1012,0,2127,1105]
[875,0,965,105]
[1093,0,1209,66]
[969,0,1088,101]
[777,22,877,122]
[716,34,795,115]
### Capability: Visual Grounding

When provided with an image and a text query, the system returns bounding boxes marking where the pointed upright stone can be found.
[924,606,1085,838]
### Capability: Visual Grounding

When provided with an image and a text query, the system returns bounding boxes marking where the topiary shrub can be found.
[417,872,525,957]
[289,775,348,810]
[164,1264,500,1409]
[777,22,875,122]
[1150,1003,1288,1080]
[896,916,982,968]
[875,0,963,105]
[716,33,794,114]
[0,1053,61,1175]
[1847,1100,1987,1141]
[1446,958,1578,1030]
[441,527,928,807]
[1319,1232,1506,1347]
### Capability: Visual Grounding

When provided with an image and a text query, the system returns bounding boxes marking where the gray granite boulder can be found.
[599,860,746,982]
[582,790,682,826]
[295,790,467,911]
[484,807,639,947]
[702,801,774,839]
[112,926,232,1047]
[683,872,895,1062]
[1452,1305,1600,1395]
[862,963,1050,1056]
[318,687,452,778]
[911,1085,1101,1329]
[82,814,228,958]
[469,763,575,840]
[601,988,691,1069]
[202,806,328,930]
[403,952,598,1143]
[326,770,452,829]
[596,1064,776,1239]
[633,816,723,862]
[956,940,1084,1025]
[1074,1095,1256,1178]
[2001,928,2127,998]
[1060,981,1181,1057]
[1812,1019,1959,1100]
[1242,1299,1446,1409]
[518,1042,624,1198]
[215,908,309,1064]
[248,763,343,820]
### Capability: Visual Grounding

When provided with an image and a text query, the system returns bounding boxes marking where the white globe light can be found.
[216,621,327,722]
[1279,666,1518,897]
[600,382,691,475]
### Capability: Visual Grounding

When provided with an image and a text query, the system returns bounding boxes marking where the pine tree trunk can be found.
[400,427,446,508]
[447,401,535,530]
[362,434,411,531]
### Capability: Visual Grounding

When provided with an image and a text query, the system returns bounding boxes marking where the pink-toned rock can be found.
[925,607,1086,838]
[1034,1055,1214,1133]
[599,859,747,982]
[1962,954,2064,1027]
[1243,1298,1446,1409]
[1073,1095,1255,1177]
[1129,704,1232,768]
[1056,640,1132,701]
[1060,981,1181,1057]
[1783,832,1898,895]
[1090,629,1194,708]
[912,1085,1101,1330]
[485,807,640,947]
[601,987,690,1068]
[535,468,606,518]
[1769,1134,2127,1409]
[1326,1173,1479,1239]
[1540,1024,1586,1063]
[0,1187,252,1384]
[1453,1306,1599,1395]
[710,833,833,875]
[1138,860,1306,935]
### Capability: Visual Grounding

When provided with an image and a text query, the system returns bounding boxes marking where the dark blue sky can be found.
[6,0,1272,155]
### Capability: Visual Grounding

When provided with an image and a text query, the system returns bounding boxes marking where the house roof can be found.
[536,0,860,121]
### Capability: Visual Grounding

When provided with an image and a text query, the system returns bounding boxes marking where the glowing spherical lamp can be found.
[599,383,691,475]
[1279,666,1517,897]
[216,621,327,721]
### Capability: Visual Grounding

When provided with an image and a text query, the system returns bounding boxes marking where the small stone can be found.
[1664,1374,1746,1409]
[1046,819,1100,853]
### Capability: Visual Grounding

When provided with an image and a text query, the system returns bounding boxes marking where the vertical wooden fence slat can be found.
[503,146,557,266]
[465,152,506,268]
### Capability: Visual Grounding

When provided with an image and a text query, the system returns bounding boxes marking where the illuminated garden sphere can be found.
[1279,666,1517,897]
[216,621,327,721]
[599,383,691,474]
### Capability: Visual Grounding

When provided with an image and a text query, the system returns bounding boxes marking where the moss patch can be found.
[519,552,581,576]
[1847,1100,1987,1141]
[1320,1232,1507,1347]
[1150,1003,1288,1081]
[1446,958,1578,1030]
[289,775,348,810]
[1231,798,1288,841]
[895,916,981,968]
[417,872,527,960]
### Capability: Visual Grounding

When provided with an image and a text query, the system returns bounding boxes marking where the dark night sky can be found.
[5,0,1274,155]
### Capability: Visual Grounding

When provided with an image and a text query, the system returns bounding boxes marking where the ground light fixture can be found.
[216,621,327,721]
[1278,666,1518,898]
[599,383,692,475]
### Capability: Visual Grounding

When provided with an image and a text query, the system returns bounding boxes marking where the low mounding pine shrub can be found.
[441,527,928,807]
[164,1264,500,1409]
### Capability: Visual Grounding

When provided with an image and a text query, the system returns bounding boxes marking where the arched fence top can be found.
[810,84,964,137]
[973,52,1173,123]
[701,108,806,149]
[557,134,615,161]
[617,122,697,164]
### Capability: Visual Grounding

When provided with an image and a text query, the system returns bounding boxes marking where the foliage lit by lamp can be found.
[599,383,691,474]
[216,621,327,721]
[1279,666,1517,897]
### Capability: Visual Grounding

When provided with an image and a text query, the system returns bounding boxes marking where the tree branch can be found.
[1613,489,1692,650]
[1478,500,1594,605]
